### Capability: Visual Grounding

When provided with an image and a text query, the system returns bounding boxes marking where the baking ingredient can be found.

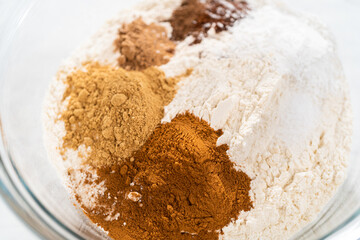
[115,18,175,70]
[61,63,178,166]
[80,112,252,240]
[169,0,249,43]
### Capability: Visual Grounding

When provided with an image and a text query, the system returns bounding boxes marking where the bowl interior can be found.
[0,0,359,239]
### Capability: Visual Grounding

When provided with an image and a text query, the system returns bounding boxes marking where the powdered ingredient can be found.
[61,63,178,166]
[81,112,252,240]
[115,18,176,70]
[169,0,249,43]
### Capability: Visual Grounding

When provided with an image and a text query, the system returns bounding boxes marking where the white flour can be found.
[162,4,352,240]
[43,0,352,239]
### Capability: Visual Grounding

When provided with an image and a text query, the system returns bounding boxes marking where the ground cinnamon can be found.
[169,0,249,44]
[81,112,252,240]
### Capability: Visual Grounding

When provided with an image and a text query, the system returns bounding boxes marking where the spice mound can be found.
[82,112,252,240]
[169,0,249,43]
[61,63,178,166]
[115,18,175,70]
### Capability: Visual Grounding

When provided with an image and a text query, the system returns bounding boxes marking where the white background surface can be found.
[0,198,38,240]
[0,0,359,239]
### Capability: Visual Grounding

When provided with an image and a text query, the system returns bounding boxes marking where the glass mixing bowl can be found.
[0,0,359,239]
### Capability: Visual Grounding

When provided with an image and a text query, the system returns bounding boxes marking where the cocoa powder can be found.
[81,112,252,240]
[115,18,176,70]
[169,0,249,44]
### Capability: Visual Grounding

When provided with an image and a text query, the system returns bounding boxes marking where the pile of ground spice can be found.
[115,18,176,70]
[169,0,249,44]
[61,63,178,166]
[81,112,252,240]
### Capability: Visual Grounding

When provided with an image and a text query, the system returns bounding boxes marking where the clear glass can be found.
[0,1,359,239]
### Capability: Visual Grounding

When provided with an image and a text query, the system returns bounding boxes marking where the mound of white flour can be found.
[43,0,352,239]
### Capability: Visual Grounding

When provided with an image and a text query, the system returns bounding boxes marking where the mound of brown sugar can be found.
[115,18,176,70]
[81,112,252,240]
[61,63,178,166]
[169,0,249,44]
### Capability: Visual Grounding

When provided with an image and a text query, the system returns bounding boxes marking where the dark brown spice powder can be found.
[169,0,249,44]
